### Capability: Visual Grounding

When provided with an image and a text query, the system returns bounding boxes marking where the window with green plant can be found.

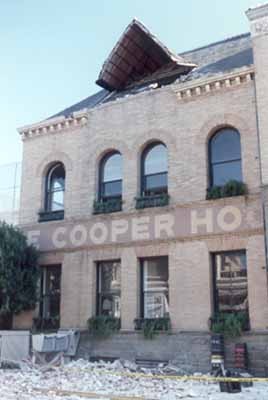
[211,251,249,335]
[141,142,168,194]
[209,127,242,187]
[39,163,65,222]
[94,151,122,214]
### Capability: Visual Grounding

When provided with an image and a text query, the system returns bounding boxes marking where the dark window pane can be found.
[103,180,122,197]
[49,164,65,190]
[98,261,121,318]
[41,265,61,320]
[144,144,168,175]
[46,163,65,212]
[214,251,248,313]
[211,129,241,163]
[99,294,121,317]
[51,190,64,211]
[100,262,121,292]
[145,172,167,191]
[143,257,169,318]
[103,153,122,182]
[212,160,242,186]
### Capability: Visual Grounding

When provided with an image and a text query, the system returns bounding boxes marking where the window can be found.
[141,257,169,318]
[209,128,242,186]
[97,261,121,318]
[212,251,248,315]
[141,142,168,196]
[39,265,61,329]
[45,163,65,212]
[99,152,122,201]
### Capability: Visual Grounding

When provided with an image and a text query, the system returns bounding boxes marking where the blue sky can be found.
[0,0,254,165]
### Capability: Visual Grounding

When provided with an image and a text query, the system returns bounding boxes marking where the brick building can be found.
[17,3,268,373]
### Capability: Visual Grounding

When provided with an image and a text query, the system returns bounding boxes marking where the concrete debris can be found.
[0,359,267,399]
[120,359,138,372]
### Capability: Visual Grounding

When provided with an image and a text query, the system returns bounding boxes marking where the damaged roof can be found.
[96,19,196,91]
[51,28,253,119]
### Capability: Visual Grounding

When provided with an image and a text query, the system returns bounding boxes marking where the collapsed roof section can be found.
[96,19,196,91]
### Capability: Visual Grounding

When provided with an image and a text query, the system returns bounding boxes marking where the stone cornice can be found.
[18,68,255,139]
[173,67,254,102]
[246,3,268,21]
[18,109,88,141]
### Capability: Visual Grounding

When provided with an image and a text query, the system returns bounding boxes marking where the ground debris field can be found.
[0,359,267,400]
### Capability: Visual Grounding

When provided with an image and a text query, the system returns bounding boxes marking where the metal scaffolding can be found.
[0,162,22,225]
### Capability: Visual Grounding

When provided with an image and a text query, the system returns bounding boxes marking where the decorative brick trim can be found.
[173,68,254,102]
[18,110,88,141]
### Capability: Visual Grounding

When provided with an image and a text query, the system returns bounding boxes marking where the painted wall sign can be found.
[23,203,261,252]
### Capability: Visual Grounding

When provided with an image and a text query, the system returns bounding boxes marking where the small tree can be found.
[0,221,39,329]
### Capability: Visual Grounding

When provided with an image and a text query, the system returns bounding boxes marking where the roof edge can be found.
[180,32,251,56]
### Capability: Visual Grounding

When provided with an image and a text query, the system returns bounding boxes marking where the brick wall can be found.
[17,20,268,333]
[19,79,260,224]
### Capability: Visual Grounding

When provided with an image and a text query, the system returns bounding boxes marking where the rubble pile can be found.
[0,359,267,399]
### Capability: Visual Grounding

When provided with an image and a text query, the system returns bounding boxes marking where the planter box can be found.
[38,210,64,222]
[93,198,122,214]
[135,194,169,209]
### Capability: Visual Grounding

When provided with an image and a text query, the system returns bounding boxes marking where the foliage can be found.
[0,221,39,323]
[211,312,249,338]
[206,180,247,200]
[135,193,169,209]
[88,316,121,337]
[32,316,60,332]
[134,317,171,339]
[93,198,122,214]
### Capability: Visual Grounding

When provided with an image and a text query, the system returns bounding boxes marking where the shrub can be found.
[134,317,171,339]
[207,180,247,200]
[211,312,249,337]
[88,316,120,337]
[0,222,39,328]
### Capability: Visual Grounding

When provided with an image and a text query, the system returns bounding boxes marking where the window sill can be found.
[135,193,169,209]
[38,210,64,222]
[93,198,122,214]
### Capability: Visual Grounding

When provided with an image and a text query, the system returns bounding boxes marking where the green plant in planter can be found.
[207,180,247,200]
[206,185,222,200]
[88,316,120,338]
[211,312,249,338]
[134,317,171,339]
[221,180,247,198]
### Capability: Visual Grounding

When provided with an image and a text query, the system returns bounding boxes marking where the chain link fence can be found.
[0,162,21,225]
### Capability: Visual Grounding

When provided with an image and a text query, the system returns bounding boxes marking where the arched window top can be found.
[141,142,168,195]
[46,162,65,212]
[47,163,65,191]
[143,142,168,175]
[102,151,122,183]
[210,128,241,164]
[209,127,242,186]
[100,151,122,200]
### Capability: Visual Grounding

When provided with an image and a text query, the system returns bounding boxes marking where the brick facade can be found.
[16,2,268,372]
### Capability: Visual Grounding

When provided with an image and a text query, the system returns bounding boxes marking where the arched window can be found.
[141,142,168,195]
[99,151,122,201]
[45,163,65,212]
[209,128,242,187]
